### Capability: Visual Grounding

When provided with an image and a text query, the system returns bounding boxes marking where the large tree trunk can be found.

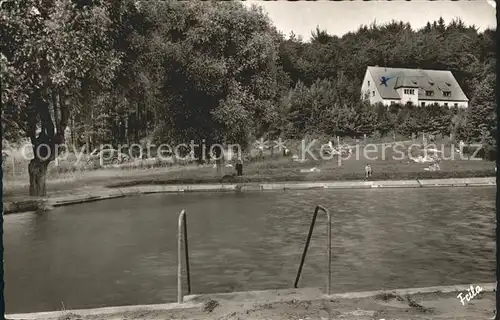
[29,159,49,197]
[27,88,68,197]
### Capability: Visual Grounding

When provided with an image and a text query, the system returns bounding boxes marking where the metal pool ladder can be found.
[294,205,332,295]
[177,209,192,303]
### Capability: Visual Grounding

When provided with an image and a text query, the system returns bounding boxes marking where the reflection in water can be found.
[4,187,495,313]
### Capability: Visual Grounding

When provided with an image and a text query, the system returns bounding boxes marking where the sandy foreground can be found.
[8,287,496,320]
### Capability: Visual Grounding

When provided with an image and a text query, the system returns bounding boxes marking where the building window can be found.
[372,91,375,97]
[421,102,426,107]
[443,91,451,97]
[368,80,370,86]
[444,103,448,107]
[390,101,396,105]
[406,101,413,107]
[454,103,458,107]
[404,89,415,95]
[425,91,433,96]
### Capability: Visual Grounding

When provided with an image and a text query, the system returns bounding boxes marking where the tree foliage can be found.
[1,0,121,195]
[274,18,495,158]
[1,1,497,194]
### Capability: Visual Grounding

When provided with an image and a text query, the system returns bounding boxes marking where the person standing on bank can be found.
[365,164,372,180]
[236,156,243,176]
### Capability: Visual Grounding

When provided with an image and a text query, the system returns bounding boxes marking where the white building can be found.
[361,66,469,108]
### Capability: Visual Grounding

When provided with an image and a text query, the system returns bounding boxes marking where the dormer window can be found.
[445,82,451,86]
[428,80,434,85]
[411,80,417,85]
[425,90,434,96]
[442,91,451,97]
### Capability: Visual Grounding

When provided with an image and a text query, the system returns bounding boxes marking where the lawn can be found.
[3,139,495,198]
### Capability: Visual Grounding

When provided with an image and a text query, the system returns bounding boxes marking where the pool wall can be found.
[3,177,495,214]
[6,283,496,320]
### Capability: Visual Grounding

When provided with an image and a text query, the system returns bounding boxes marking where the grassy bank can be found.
[3,140,495,197]
[3,160,494,199]
[106,168,495,188]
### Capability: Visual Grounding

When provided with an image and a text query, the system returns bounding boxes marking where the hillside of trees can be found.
[1,0,496,194]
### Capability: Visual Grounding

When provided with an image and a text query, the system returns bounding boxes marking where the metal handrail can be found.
[294,205,331,295]
[177,209,192,303]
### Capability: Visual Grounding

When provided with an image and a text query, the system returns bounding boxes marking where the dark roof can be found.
[367,66,468,101]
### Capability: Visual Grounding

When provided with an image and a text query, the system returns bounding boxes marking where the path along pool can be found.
[4,187,495,313]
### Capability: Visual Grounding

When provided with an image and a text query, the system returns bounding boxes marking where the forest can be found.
[1,0,496,195]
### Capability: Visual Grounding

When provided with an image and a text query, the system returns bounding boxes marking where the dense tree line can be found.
[1,1,496,195]
[274,19,495,151]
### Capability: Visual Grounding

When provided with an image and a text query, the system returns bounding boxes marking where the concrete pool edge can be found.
[6,301,203,320]
[3,177,495,214]
[6,283,496,319]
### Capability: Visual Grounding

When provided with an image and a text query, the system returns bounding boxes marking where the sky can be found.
[244,0,497,41]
